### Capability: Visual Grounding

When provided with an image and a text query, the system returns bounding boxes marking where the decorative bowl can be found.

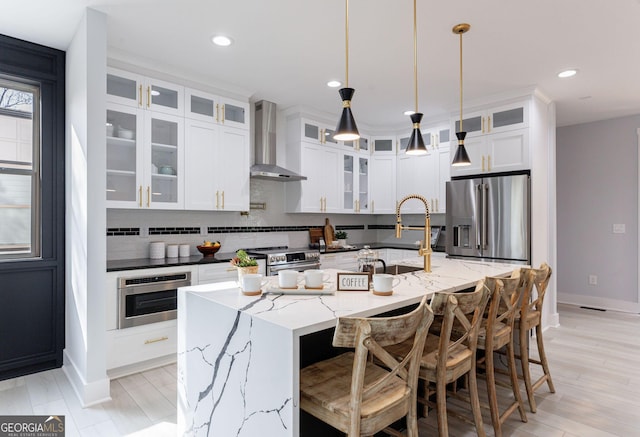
[197,244,221,257]
[118,128,134,140]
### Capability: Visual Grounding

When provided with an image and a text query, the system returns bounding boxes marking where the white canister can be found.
[179,244,190,257]
[166,244,179,258]
[149,242,165,259]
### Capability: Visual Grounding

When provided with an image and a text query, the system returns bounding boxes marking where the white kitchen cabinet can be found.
[384,248,420,264]
[106,103,184,209]
[371,136,395,155]
[370,154,396,214]
[342,152,369,213]
[450,128,529,177]
[285,142,340,213]
[288,117,340,147]
[184,119,250,211]
[321,251,359,271]
[450,100,530,177]
[184,88,249,130]
[107,68,184,117]
[396,152,434,214]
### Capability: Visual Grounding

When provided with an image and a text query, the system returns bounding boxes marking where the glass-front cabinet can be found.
[371,136,395,154]
[106,103,183,209]
[107,68,183,117]
[342,153,369,213]
[453,100,528,138]
[184,88,249,130]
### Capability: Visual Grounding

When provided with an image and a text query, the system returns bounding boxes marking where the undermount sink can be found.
[382,265,424,275]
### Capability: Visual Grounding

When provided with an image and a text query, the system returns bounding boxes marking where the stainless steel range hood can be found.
[251,100,307,181]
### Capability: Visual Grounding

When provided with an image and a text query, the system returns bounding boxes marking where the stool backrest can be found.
[520,263,552,314]
[484,275,520,349]
[331,295,434,427]
[430,280,490,370]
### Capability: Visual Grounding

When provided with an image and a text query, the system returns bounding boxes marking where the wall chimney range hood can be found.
[251,100,307,181]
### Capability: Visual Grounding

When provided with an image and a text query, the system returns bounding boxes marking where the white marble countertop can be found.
[179,253,523,337]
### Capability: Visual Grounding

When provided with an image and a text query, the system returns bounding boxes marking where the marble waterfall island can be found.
[177,255,523,436]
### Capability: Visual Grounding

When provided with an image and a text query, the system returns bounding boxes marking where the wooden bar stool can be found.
[477,275,528,436]
[517,263,555,413]
[299,296,433,437]
[388,281,490,437]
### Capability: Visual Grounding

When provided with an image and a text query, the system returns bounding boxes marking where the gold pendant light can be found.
[333,0,360,141]
[405,0,427,155]
[452,23,471,166]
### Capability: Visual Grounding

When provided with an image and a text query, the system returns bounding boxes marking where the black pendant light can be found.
[452,23,471,166]
[405,0,427,155]
[333,0,360,141]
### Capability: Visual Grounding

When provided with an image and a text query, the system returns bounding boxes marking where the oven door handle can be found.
[268,262,320,275]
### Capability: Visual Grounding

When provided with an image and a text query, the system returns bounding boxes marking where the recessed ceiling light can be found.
[558,69,578,78]
[404,110,416,116]
[327,80,341,88]
[212,35,233,47]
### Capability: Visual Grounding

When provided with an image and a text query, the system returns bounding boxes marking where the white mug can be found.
[278,270,299,289]
[242,274,267,293]
[372,274,400,293]
[304,269,330,289]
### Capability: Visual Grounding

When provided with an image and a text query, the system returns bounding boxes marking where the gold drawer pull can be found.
[145,336,168,345]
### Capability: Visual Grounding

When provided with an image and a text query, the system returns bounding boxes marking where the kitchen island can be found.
[177,254,523,436]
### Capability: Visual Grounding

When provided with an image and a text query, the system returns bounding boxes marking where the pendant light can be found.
[333,0,360,141]
[405,0,427,155]
[452,23,471,166]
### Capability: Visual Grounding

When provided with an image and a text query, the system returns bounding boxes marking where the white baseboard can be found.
[62,351,111,407]
[558,293,640,314]
[107,354,177,380]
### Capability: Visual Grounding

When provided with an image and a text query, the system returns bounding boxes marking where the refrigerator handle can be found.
[482,183,489,250]
[476,184,483,250]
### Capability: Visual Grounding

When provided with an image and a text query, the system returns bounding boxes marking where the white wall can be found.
[557,115,639,312]
[65,8,110,406]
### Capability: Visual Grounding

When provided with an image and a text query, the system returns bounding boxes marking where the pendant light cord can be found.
[345,0,349,88]
[413,0,418,113]
[459,29,463,132]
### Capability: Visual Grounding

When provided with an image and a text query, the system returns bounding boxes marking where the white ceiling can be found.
[2,0,639,128]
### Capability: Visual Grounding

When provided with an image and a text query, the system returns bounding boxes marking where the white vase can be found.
[338,239,347,247]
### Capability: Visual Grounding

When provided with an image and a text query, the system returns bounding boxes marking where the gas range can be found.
[244,246,321,276]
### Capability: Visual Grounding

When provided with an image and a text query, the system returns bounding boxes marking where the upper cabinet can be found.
[342,153,369,213]
[184,88,249,130]
[450,100,530,177]
[371,136,395,155]
[370,154,396,214]
[107,68,184,117]
[106,67,250,211]
[106,103,184,209]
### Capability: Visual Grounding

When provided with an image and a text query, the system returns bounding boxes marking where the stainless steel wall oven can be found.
[118,272,191,328]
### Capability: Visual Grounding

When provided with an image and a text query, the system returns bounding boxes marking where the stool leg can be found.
[519,323,537,413]
[485,348,502,437]
[468,359,486,437]
[435,377,449,437]
[506,336,528,422]
[535,324,556,393]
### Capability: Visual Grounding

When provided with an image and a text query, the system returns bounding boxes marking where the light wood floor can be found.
[0,303,637,436]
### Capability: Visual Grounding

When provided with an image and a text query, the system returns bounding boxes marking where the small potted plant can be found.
[231,250,259,283]
[335,230,348,247]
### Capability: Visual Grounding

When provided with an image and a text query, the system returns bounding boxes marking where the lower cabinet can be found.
[198,260,265,284]
[321,252,359,271]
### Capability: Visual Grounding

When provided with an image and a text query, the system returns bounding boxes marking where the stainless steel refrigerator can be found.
[446,173,530,263]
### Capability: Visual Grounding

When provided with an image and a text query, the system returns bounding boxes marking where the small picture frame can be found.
[337,273,370,291]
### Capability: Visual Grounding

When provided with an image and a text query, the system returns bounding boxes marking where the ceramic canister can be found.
[149,241,165,259]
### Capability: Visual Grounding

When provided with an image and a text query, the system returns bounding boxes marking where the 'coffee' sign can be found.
[337,273,370,291]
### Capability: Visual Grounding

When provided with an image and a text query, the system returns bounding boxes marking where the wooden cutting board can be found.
[309,228,324,244]
[323,218,334,246]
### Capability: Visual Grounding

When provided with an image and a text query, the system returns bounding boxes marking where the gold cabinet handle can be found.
[436,133,439,147]
[488,155,491,172]
[482,117,485,134]
[488,115,491,133]
[221,190,225,209]
[216,190,220,209]
[371,199,374,213]
[216,104,220,123]
[321,128,325,144]
[144,336,168,345]
[138,85,142,107]
[147,186,150,207]
[320,197,323,211]
[139,186,142,207]
[146,86,151,108]
[435,198,439,212]
[482,155,486,172]
[221,104,225,124]
[226,267,237,272]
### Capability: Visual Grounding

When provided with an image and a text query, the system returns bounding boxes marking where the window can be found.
[0,78,40,259]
